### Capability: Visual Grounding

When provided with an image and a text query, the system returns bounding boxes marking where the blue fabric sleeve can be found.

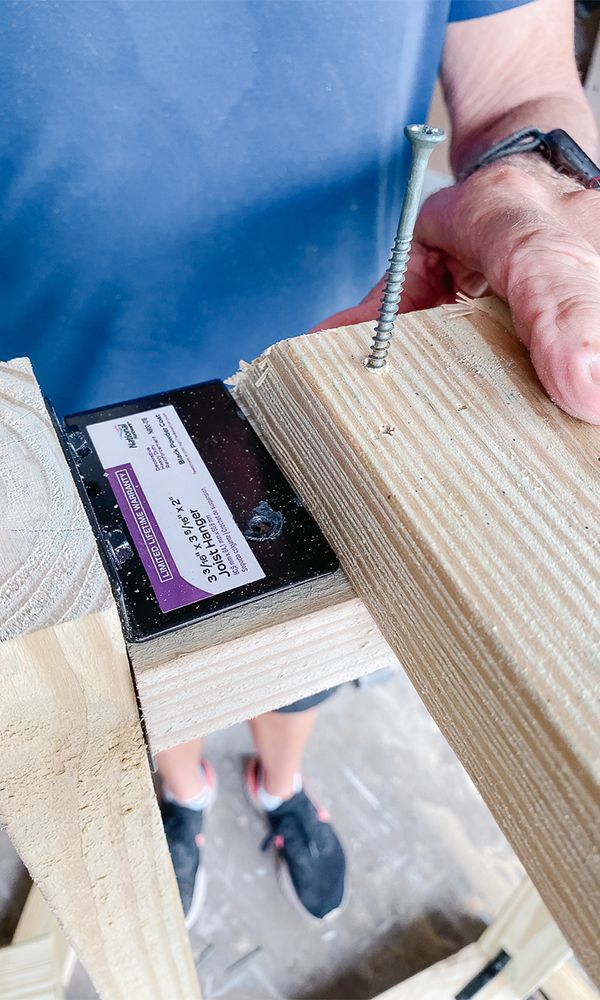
[449,0,535,20]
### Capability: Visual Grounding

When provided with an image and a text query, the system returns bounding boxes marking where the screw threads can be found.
[367,236,412,369]
[366,124,446,371]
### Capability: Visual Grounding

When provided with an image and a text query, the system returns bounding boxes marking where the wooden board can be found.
[375,878,592,1000]
[12,884,75,989]
[134,569,395,754]
[543,962,600,1000]
[374,943,577,1000]
[0,357,110,641]
[0,935,59,1000]
[0,359,200,1000]
[0,882,76,1000]
[478,879,570,995]
[375,942,498,1000]
[232,297,600,985]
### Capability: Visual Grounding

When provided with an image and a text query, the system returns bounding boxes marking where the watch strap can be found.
[461,127,600,190]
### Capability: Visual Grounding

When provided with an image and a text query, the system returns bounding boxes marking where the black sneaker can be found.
[160,760,216,929]
[246,758,347,921]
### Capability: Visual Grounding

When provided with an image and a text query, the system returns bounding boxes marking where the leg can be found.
[156,739,205,801]
[155,739,216,929]
[248,708,317,798]
[247,695,346,920]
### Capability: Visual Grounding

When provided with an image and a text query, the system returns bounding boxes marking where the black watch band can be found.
[460,127,600,190]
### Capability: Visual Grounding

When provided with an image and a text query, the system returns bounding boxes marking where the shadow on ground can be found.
[296,911,486,999]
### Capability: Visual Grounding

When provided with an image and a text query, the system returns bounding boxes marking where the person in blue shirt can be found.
[2,0,599,924]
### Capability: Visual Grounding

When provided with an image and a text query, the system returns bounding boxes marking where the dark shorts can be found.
[276,686,338,714]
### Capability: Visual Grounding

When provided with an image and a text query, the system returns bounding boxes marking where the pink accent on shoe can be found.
[195,833,205,847]
[317,807,330,823]
[274,835,285,850]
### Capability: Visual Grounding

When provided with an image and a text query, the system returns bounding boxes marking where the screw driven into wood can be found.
[366,124,446,370]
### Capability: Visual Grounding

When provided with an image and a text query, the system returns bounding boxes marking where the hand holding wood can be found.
[314,158,600,425]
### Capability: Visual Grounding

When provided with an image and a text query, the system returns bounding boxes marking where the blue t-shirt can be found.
[0,0,530,413]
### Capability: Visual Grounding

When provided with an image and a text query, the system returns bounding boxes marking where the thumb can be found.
[498,227,600,423]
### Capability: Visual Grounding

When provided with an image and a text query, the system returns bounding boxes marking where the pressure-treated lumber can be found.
[0,883,75,1000]
[477,879,570,995]
[374,879,576,1000]
[0,359,200,999]
[0,934,59,1000]
[12,884,75,990]
[542,962,600,1000]
[0,359,110,639]
[134,568,394,754]
[233,297,600,984]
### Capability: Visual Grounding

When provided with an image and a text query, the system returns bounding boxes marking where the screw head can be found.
[404,124,446,147]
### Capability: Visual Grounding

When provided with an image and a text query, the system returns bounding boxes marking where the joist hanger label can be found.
[87,404,265,613]
[61,379,338,643]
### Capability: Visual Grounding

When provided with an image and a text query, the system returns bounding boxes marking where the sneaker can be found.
[160,760,217,929]
[246,758,347,921]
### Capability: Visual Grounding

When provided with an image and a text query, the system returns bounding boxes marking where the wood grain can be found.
[12,884,75,990]
[0,358,200,999]
[375,943,495,1000]
[233,297,600,985]
[0,359,110,640]
[0,882,76,1000]
[134,569,395,754]
[478,879,570,995]
[376,878,591,1000]
[542,962,600,1000]
[0,935,59,1000]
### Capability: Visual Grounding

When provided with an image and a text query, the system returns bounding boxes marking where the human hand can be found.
[314,159,600,424]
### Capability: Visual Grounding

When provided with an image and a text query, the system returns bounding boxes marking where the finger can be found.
[502,229,600,423]
[444,259,489,299]
[308,276,389,333]
[309,243,452,333]
[416,167,600,423]
[395,244,454,313]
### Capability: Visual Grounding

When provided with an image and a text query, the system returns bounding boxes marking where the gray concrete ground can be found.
[0,666,522,999]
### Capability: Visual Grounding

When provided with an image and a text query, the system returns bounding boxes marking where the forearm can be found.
[441,0,598,175]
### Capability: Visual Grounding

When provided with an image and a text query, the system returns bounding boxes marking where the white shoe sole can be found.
[184,866,207,930]
[168,761,218,931]
[276,853,348,924]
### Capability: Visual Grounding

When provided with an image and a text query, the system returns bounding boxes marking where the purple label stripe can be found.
[106,463,211,613]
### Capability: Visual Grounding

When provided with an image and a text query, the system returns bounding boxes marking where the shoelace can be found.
[260,800,322,859]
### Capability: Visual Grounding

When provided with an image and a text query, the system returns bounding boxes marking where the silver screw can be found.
[366,124,446,370]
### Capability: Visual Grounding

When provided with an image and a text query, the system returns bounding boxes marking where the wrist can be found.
[451,97,598,179]
[459,153,583,207]
[458,128,599,194]
[467,150,577,187]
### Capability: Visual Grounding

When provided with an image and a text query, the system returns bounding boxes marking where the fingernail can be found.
[460,274,488,298]
[589,358,600,385]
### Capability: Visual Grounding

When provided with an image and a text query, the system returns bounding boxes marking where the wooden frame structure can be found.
[1,877,596,1000]
[1,296,598,997]
[0,358,392,996]
[0,359,200,998]
[0,885,75,999]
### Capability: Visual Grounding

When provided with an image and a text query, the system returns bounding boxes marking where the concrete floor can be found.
[0,666,523,999]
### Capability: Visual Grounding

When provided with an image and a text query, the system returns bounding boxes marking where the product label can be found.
[87,405,265,612]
